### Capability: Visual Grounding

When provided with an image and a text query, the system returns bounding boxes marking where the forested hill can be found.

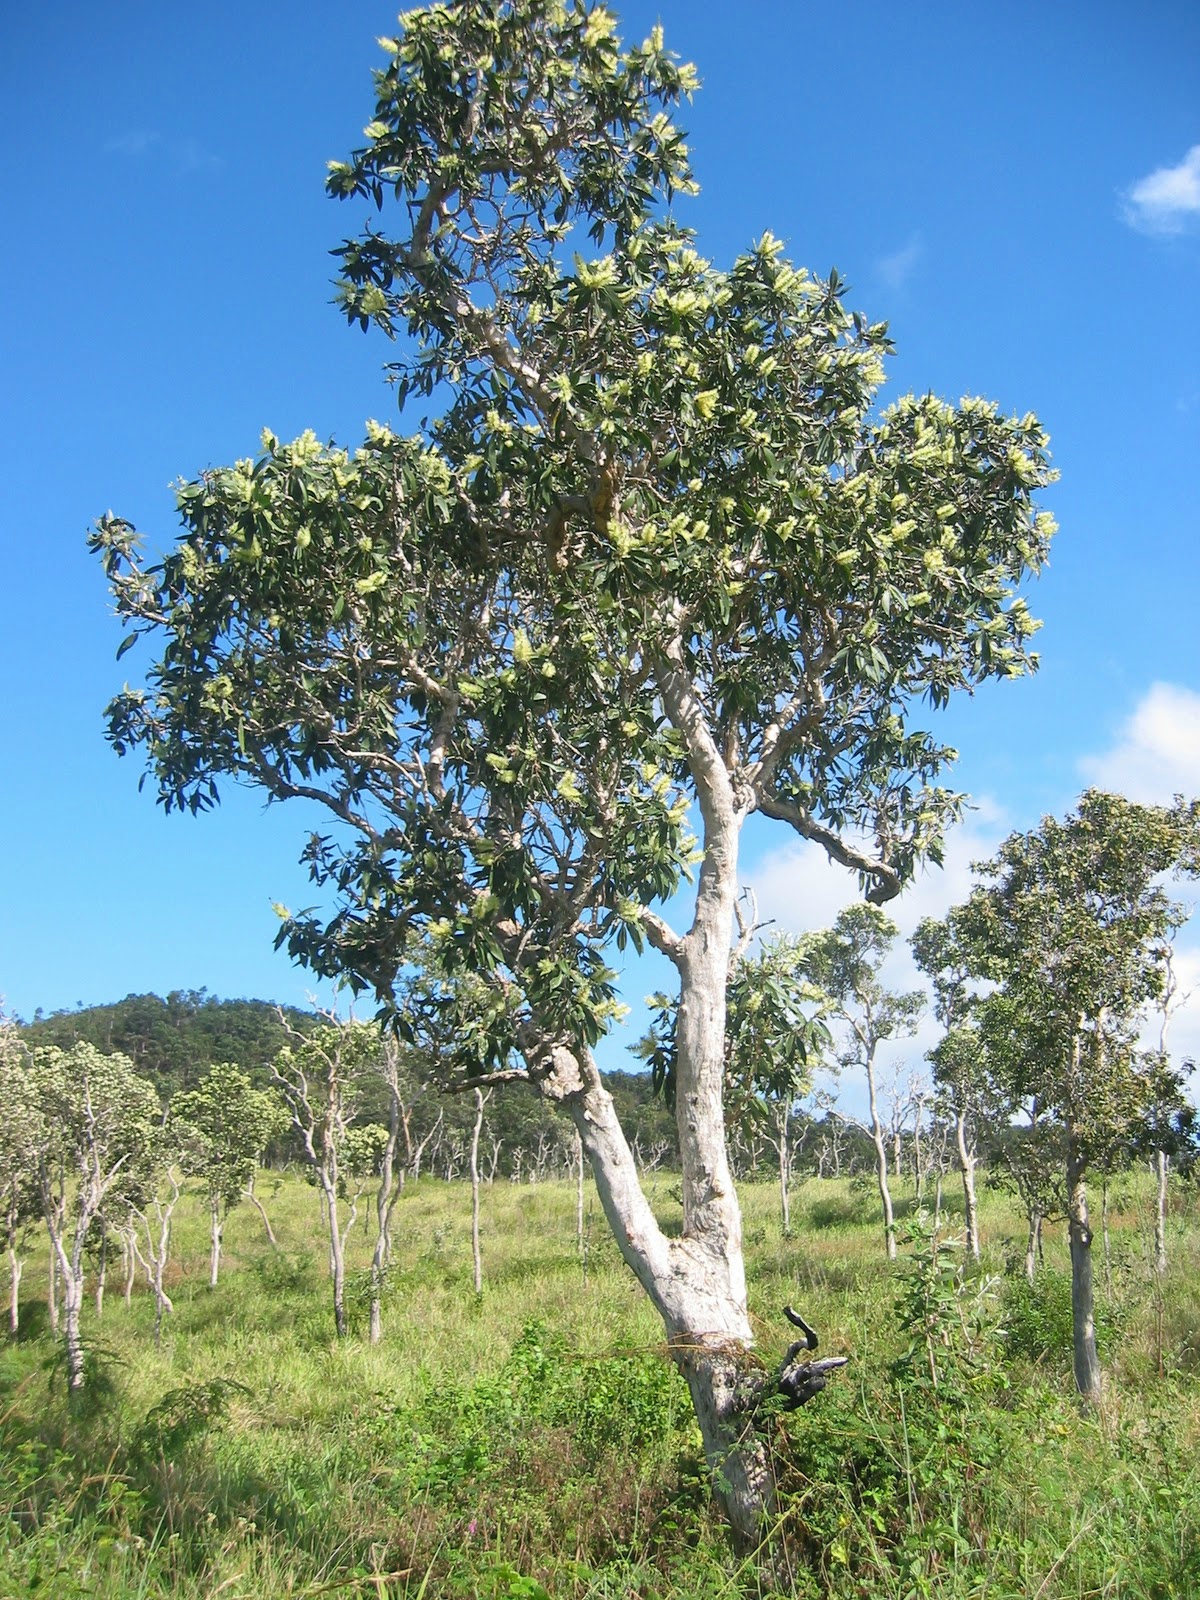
[20,991,314,1098]
[17,995,679,1159]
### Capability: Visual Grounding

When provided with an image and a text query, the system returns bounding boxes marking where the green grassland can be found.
[2,1169,1199,1599]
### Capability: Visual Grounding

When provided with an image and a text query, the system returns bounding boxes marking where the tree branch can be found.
[758,794,901,903]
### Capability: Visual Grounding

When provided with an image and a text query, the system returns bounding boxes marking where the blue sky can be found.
[2,0,1198,1078]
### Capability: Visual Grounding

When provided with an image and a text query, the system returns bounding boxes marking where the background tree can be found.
[800,906,924,1259]
[90,0,1054,1539]
[120,1127,187,1347]
[28,1043,159,1389]
[920,790,1200,1401]
[1137,943,1195,1277]
[270,1020,384,1339]
[0,1018,39,1334]
[913,912,1009,1259]
[173,1062,283,1287]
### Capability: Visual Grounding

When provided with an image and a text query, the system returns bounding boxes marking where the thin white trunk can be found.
[955,1109,980,1260]
[1154,1149,1169,1277]
[94,1232,107,1317]
[8,1248,22,1334]
[209,1197,223,1289]
[324,1175,347,1339]
[122,1228,136,1307]
[1025,1210,1041,1285]
[47,1228,59,1336]
[574,1127,585,1259]
[778,1109,791,1238]
[369,1088,403,1345]
[244,1173,278,1247]
[1067,1134,1102,1404]
[470,1088,485,1297]
[865,1055,896,1260]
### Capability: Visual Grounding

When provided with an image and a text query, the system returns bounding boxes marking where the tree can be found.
[90,0,1054,1541]
[1137,943,1195,1277]
[918,790,1200,1402]
[173,1062,283,1287]
[121,1128,186,1347]
[800,906,924,1259]
[0,1018,39,1334]
[28,1043,159,1389]
[912,914,1007,1259]
[270,1020,386,1339]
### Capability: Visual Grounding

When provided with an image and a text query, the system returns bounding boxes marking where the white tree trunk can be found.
[865,1057,896,1260]
[323,1176,347,1339]
[575,1127,585,1259]
[470,1088,485,1297]
[8,1247,22,1335]
[1067,1138,1102,1404]
[778,1109,791,1238]
[209,1196,223,1289]
[94,1231,107,1317]
[244,1173,278,1247]
[1154,1149,1168,1277]
[955,1109,980,1260]
[122,1227,136,1307]
[47,1230,59,1336]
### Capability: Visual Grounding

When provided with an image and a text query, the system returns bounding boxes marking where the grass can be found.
[2,1167,1199,1597]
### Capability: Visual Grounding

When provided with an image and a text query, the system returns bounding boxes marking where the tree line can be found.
[6,784,1196,1407]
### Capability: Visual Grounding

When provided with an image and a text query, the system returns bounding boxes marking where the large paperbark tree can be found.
[90,0,1054,1542]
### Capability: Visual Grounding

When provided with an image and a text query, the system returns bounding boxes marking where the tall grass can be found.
[2,1167,1199,1597]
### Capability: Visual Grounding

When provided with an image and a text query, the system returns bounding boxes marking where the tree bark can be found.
[94,1230,107,1317]
[209,1196,223,1288]
[535,1032,772,1547]
[1024,1210,1041,1285]
[955,1109,980,1260]
[326,1177,347,1339]
[47,1233,59,1336]
[865,1057,896,1260]
[122,1228,136,1307]
[369,1109,402,1345]
[574,1127,585,1260]
[470,1087,485,1297]
[1067,1137,1102,1404]
[8,1247,21,1335]
[47,1219,88,1392]
[777,1108,791,1238]
[244,1173,278,1247]
[1154,1149,1168,1277]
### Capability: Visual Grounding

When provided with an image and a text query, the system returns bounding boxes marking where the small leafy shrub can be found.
[1002,1267,1116,1366]
[251,1247,316,1295]
[133,1378,251,1461]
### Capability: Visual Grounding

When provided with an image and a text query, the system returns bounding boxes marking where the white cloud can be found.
[874,235,922,290]
[1123,144,1200,235]
[102,130,221,176]
[1080,681,1200,803]
[104,130,161,157]
[745,809,1009,1118]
